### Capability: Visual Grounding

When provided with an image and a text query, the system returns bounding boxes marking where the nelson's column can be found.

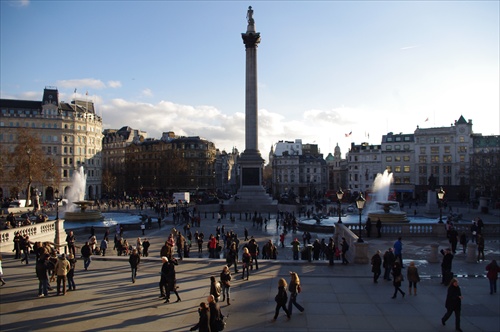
[232,6,276,212]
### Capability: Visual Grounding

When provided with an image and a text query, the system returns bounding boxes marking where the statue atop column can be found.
[246,6,254,25]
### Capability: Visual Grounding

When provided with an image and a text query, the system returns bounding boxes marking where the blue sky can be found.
[1,0,499,161]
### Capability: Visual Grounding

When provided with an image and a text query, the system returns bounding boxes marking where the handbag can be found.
[215,317,226,331]
[297,284,302,293]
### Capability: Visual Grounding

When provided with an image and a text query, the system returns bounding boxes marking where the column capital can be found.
[242,32,261,49]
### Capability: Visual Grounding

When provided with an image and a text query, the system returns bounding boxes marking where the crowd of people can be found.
[1,203,498,331]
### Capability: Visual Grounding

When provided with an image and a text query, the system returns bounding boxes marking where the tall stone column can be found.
[232,6,275,212]
[239,6,264,187]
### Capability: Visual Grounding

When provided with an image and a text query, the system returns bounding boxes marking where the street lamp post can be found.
[356,192,366,243]
[54,189,61,220]
[437,187,445,223]
[336,188,344,223]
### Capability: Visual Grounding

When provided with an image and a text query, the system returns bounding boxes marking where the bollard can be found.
[466,243,478,263]
[429,243,440,263]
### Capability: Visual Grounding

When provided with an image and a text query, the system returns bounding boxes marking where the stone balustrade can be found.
[0,219,67,253]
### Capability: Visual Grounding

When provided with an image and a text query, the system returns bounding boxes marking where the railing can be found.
[0,220,58,252]
[346,223,500,238]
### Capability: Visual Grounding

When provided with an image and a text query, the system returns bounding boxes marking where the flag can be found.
[425,117,429,122]
[74,88,77,93]
[345,131,352,137]
[86,91,88,96]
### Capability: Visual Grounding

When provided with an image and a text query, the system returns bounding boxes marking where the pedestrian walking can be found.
[291,238,300,260]
[393,236,404,267]
[129,249,140,283]
[81,242,92,271]
[441,248,454,285]
[226,242,239,274]
[100,237,108,256]
[67,253,77,291]
[341,237,349,265]
[248,237,259,269]
[391,261,406,299]
[220,265,232,305]
[485,259,499,295]
[210,275,222,303]
[20,235,31,264]
[207,294,224,332]
[376,218,382,238]
[142,238,150,257]
[407,261,420,295]
[164,256,181,303]
[273,278,291,321]
[54,253,70,296]
[36,254,50,297]
[371,250,382,283]
[287,271,304,315]
[441,278,463,332]
[241,247,251,280]
[327,237,336,266]
[189,302,210,332]
[65,231,76,257]
[365,217,372,237]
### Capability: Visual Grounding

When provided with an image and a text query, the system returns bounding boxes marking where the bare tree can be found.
[8,128,49,206]
[102,169,117,196]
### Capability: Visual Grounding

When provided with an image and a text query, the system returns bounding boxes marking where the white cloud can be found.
[400,45,421,50]
[99,95,376,161]
[107,80,122,88]
[141,88,153,97]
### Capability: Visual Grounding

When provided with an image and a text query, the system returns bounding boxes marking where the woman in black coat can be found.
[441,278,463,332]
[190,302,210,332]
[391,261,406,298]
[273,278,291,321]
[371,250,382,283]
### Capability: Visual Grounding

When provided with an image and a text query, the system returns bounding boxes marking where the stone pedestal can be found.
[425,190,440,214]
[466,243,478,263]
[354,242,369,264]
[54,218,68,254]
[478,197,490,213]
[429,243,440,263]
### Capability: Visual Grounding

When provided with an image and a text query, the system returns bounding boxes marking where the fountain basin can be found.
[64,200,104,222]
[64,210,104,222]
[367,211,408,223]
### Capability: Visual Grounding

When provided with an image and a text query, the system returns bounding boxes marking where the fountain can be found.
[63,166,104,222]
[366,170,408,223]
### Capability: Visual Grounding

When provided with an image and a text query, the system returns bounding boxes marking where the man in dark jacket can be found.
[129,249,140,283]
[207,294,223,332]
[247,238,259,269]
[371,250,382,283]
[383,248,395,281]
[36,254,50,297]
[81,242,92,270]
[441,248,454,285]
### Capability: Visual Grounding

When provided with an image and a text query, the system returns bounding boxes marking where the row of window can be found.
[416,136,466,144]
[386,156,411,162]
[385,136,412,142]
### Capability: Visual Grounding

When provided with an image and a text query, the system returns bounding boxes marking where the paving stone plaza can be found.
[1,206,499,332]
